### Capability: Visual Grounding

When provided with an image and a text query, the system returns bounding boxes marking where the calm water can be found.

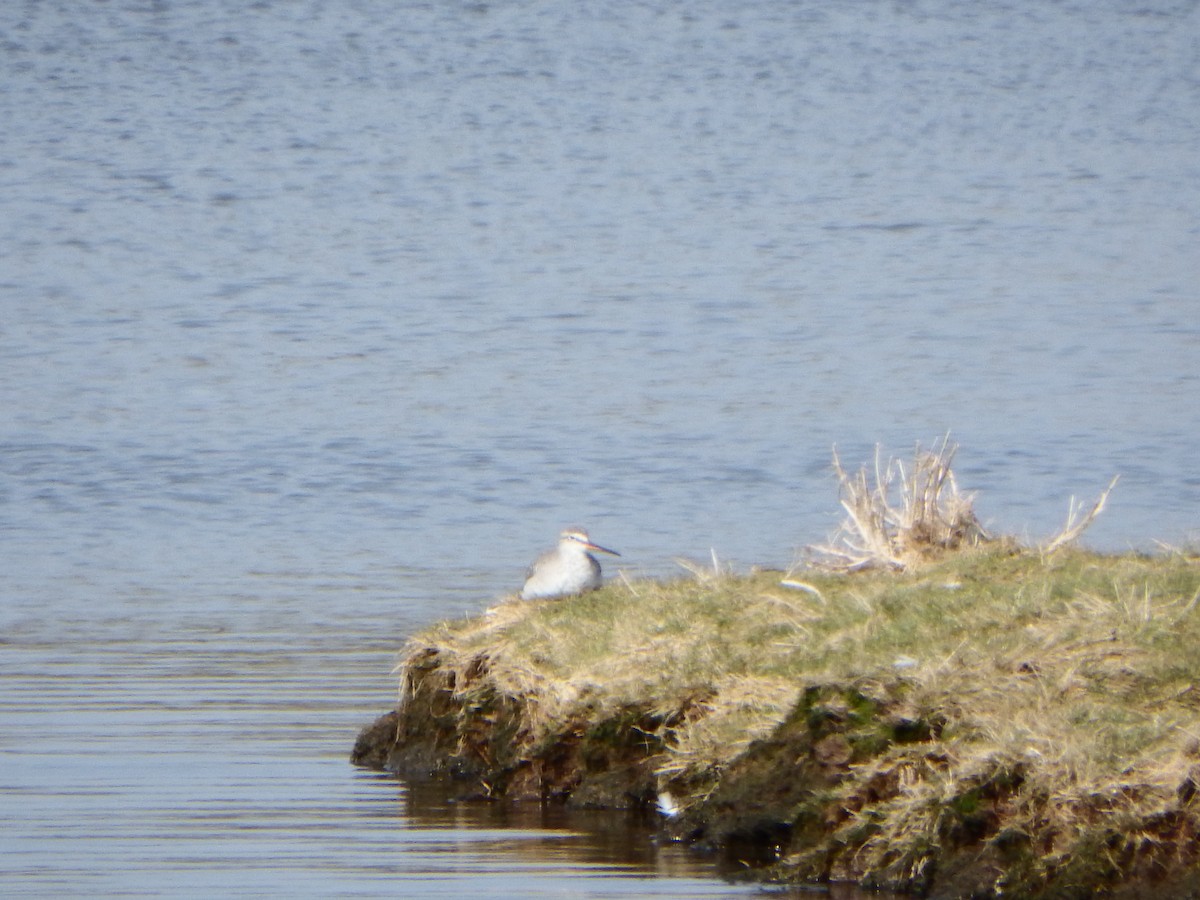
[1,0,1197,896]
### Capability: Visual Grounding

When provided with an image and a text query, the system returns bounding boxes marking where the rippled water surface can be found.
[1,0,1197,896]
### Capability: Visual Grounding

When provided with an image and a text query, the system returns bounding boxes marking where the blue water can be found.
[1,0,1197,896]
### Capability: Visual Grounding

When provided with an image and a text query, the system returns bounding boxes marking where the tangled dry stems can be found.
[812,437,1119,572]
[812,436,989,571]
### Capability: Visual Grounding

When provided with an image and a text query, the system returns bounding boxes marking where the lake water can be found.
[1,0,1197,896]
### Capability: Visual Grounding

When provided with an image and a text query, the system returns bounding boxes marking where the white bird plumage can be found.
[519,527,620,600]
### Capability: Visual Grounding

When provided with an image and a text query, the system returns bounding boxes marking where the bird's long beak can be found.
[585,541,620,557]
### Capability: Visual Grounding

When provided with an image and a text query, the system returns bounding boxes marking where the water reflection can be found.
[365,775,900,898]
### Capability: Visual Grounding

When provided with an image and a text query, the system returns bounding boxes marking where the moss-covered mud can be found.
[353,546,1200,898]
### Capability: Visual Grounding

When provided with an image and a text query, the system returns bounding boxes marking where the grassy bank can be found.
[354,544,1200,896]
[351,443,1200,897]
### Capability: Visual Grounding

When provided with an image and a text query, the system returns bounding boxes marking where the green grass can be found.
[395,543,1200,895]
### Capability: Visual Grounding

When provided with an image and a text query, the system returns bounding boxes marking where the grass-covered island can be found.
[353,443,1200,898]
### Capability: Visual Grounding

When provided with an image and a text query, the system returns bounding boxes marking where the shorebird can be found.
[519,527,621,600]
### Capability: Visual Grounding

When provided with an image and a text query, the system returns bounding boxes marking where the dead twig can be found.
[1043,475,1120,553]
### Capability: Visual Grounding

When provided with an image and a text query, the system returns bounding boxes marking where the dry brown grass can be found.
[812,437,1121,573]
[812,436,990,571]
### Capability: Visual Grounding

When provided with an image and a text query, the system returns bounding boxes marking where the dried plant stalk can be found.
[813,436,988,571]
[1043,475,1120,553]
